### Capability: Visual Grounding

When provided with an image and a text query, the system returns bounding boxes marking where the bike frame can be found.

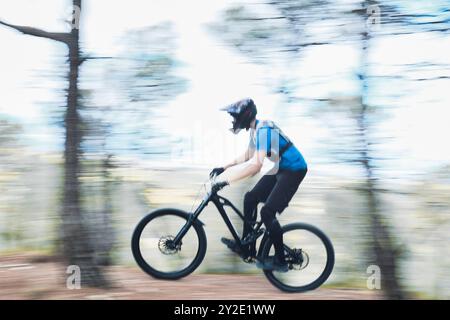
[172,188,263,254]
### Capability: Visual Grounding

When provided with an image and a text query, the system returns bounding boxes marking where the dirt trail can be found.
[0,254,382,300]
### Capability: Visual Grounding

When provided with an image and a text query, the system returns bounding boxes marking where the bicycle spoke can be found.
[138,215,200,273]
[267,227,330,288]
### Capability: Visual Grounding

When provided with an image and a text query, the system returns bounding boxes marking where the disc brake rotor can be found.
[289,248,310,270]
[158,236,182,255]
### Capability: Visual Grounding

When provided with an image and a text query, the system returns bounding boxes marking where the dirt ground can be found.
[0,254,383,300]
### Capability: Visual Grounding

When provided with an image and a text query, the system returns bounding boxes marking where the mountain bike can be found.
[131,176,335,292]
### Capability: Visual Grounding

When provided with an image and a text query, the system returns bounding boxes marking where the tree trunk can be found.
[0,0,110,288]
[97,154,115,266]
[358,0,405,298]
[60,0,109,287]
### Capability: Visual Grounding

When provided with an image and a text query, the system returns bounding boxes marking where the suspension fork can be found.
[172,193,210,245]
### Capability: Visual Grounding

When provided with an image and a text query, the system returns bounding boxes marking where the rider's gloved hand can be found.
[211,180,229,193]
[209,167,225,179]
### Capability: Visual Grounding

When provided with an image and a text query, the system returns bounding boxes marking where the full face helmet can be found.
[221,98,257,134]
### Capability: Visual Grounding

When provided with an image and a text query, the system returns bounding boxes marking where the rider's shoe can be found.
[221,237,256,262]
[256,256,289,273]
[221,237,242,255]
[243,256,256,263]
[243,245,257,263]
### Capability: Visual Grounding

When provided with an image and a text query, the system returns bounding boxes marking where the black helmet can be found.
[221,98,257,134]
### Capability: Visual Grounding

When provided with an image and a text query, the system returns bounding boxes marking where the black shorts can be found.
[249,168,307,214]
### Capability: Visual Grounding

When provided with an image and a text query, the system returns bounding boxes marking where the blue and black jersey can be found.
[249,119,307,171]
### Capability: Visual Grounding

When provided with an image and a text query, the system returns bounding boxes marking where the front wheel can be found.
[261,223,334,292]
[131,209,207,280]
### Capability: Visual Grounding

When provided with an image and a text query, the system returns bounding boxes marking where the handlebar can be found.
[209,174,218,184]
[209,174,228,193]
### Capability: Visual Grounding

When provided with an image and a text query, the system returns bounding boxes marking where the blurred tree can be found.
[351,0,450,299]
[210,0,450,298]
[210,5,294,100]
[0,119,21,152]
[0,0,109,287]
[0,120,24,247]
[76,23,188,259]
[210,1,339,102]
[416,165,450,298]
[346,0,406,300]
[82,22,188,157]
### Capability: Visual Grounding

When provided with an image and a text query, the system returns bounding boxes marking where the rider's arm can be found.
[223,147,255,170]
[225,149,265,184]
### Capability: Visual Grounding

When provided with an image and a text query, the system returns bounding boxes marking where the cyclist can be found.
[210,98,308,272]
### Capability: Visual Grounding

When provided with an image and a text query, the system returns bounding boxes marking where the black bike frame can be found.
[172,190,262,252]
[172,188,300,260]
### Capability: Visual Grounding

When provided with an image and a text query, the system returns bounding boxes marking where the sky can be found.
[1,0,450,178]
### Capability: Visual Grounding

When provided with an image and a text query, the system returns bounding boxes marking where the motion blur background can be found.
[0,0,449,299]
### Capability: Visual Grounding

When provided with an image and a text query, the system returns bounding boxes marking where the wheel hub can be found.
[289,248,310,270]
[158,236,182,255]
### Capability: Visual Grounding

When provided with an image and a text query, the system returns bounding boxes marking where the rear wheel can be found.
[261,223,334,292]
[131,209,207,280]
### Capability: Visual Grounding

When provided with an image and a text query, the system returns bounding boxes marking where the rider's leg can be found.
[221,175,276,257]
[242,175,276,237]
[242,192,258,257]
[260,205,284,262]
[242,175,277,256]
[260,169,308,264]
[242,191,258,241]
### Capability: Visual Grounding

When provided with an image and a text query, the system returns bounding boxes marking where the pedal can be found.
[221,237,242,255]
[242,229,265,245]
[243,256,256,264]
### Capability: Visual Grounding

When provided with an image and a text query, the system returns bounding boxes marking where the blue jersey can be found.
[249,120,307,171]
